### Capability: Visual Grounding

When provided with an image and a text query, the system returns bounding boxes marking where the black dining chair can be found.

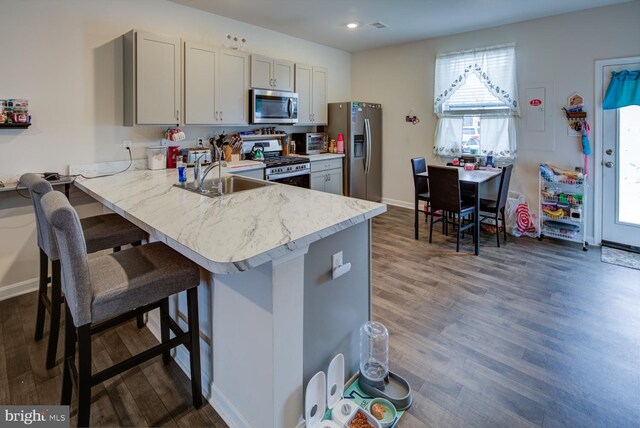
[427,165,476,253]
[411,157,431,240]
[479,164,513,247]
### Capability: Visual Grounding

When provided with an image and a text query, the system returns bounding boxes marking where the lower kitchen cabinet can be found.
[310,157,343,195]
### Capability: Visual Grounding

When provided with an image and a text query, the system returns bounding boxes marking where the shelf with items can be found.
[0,122,31,129]
[538,163,587,250]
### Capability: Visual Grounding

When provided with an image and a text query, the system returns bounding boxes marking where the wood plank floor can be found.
[1,204,639,427]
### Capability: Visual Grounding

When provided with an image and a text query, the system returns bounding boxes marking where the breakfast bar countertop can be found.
[73,166,385,274]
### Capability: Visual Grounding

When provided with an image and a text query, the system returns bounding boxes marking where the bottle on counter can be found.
[329,139,335,154]
[289,139,296,154]
[337,133,344,154]
[177,159,187,184]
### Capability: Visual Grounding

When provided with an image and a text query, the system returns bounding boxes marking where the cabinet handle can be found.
[176,109,180,121]
[273,78,277,87]
[220,110,223,121]
[215,111,219,120]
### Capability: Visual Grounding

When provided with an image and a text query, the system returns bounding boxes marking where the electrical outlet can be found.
[197,137,204,147]
[123,140,132,150]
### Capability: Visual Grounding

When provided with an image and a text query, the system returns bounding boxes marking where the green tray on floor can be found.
[324,375,405,427]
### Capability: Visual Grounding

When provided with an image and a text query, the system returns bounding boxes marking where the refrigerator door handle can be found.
[364,118,372,174]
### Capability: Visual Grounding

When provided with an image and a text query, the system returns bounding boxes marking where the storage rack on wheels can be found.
[538,167,588,251]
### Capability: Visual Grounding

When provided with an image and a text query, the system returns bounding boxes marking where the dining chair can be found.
[480,164,513,247]
[40,191,202,427]
[20,173,147,370]
[427,165,476,253]
[411,157,430,240]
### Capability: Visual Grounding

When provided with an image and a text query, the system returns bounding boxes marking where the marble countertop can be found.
[291,153,345,161]
[74,167,385,274]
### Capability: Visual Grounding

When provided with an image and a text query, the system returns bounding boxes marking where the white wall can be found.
[0,0,351,297]
[351,1,640,242]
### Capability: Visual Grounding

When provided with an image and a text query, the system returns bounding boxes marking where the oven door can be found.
[268,172,310,188]
[251,89,298,124]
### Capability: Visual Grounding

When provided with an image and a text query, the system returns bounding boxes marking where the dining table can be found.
[417,168,502,255]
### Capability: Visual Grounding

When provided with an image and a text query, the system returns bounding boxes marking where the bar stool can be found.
[40,190,202,427]
[20,173,147,369]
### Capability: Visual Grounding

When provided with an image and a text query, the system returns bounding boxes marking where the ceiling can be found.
[169,0,632,52]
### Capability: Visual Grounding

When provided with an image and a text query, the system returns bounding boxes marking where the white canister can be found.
[147,146,167,170]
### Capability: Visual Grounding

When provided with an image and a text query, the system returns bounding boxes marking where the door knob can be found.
[605,149,613,155]
[604,161,614,168]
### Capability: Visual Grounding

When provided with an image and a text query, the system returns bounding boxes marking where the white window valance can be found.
[434,43,519,117]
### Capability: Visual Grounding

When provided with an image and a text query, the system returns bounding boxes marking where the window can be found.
[433,44,518,159]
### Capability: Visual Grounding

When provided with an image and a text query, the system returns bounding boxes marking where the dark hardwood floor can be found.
[1,205,639,427]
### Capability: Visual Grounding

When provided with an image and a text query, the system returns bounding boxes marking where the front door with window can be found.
[601,60,640,249]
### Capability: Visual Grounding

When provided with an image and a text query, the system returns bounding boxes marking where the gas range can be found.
[241,138,310,187]
[264,156,310,181]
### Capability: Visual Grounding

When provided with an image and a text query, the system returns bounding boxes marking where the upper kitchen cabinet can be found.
[218,49,250,124]
[250,54,294,92]
[295,64,328,125]
[184,43,249,125]
[124,30,181,126]
[184,42,218,125]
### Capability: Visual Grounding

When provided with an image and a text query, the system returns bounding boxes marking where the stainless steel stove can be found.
[242,139,311,188]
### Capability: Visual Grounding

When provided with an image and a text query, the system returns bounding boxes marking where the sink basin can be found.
[174,175,274,197]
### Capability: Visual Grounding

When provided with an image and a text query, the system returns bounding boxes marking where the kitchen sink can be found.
[174,175,274,197]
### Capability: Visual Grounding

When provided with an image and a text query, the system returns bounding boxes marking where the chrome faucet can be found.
[197,145,227,194]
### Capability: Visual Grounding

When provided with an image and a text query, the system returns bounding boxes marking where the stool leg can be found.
[160,298,171,365]
[46,260,62,370]
[187,288,202,408]
[414,195,419,240]
[61,304,76,406]
[136,314,145,329]
[76,324,92,427]
[34,249,48,341]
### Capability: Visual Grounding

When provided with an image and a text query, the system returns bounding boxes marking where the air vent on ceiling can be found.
[370,21,388,29]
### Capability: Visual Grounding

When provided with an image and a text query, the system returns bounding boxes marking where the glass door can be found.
[602,61,640,248]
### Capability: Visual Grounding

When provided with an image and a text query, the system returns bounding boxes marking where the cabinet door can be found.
[136,32,181,124]
[326,169,343,195]
[295,63,312,124]
[184,42,218,125]
[219,49,249,124]
[312,66,328,125]
[251,54,273,89]
[273,59,295,92]
[310,172,326,192]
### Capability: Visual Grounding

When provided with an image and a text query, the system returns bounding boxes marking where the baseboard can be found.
[0,277,38,302]
[381,197,419,210]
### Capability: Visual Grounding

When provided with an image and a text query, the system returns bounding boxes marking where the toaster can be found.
[181,148,211,166]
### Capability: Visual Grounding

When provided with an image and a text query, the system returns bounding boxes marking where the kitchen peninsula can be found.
[71,163,386,428]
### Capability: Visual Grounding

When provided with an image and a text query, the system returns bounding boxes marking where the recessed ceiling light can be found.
[347,22,359,29]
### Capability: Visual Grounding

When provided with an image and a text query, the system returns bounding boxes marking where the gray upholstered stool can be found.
[20,173,147,369]
[41,190,202,427]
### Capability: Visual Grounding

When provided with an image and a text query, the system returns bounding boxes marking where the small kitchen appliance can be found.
[291,132,326,155]
[181,148,211,166]
[166,146,181,168]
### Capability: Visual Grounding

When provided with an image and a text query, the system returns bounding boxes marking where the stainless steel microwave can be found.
[250,89,298,124]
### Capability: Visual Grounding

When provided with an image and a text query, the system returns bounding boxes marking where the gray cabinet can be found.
[251,54,294,91]
[124,30,181,126]
[295,64,328,125]
[310,157,343,195]
[184,43,249,125]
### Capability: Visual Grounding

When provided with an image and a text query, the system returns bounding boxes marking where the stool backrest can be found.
[19,173,58,260]
[496,164,514,211]
[40,191,92,327]
[411,157,428,194]
[427,165,461,213]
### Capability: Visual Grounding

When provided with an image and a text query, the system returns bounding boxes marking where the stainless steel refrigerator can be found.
[327,102,382,202]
